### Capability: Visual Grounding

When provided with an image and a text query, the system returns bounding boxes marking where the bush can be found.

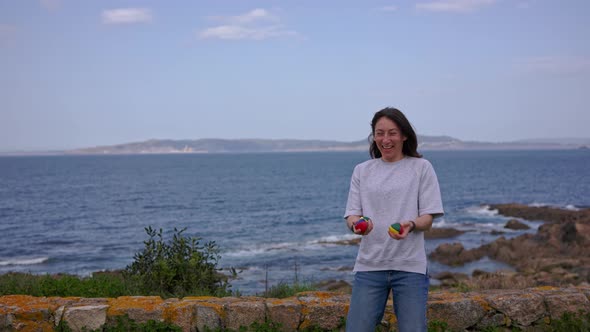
[123,226,233,298]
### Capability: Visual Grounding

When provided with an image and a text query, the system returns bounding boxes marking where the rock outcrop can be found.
[1,287,590,331]
[504,218,530,230]
[430,204,590,288]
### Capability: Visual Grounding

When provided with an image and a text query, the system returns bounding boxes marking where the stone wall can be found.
[1,286,589,331]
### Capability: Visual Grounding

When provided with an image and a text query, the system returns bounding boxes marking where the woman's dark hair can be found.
[369,107,422,159]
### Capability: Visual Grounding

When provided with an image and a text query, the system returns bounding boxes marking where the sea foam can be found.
[0,257,49,266]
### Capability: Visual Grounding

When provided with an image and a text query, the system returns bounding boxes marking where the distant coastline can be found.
[1,136,589,156]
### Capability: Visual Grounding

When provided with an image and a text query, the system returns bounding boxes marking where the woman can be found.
[344,107,444,332]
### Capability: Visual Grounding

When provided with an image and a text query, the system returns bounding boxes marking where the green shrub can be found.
[123,226,233,298]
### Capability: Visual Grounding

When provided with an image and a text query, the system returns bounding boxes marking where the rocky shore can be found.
[429,204,590,290]
[319,204,590,292]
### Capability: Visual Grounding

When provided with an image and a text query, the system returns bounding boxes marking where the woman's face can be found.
[374,116,407,162]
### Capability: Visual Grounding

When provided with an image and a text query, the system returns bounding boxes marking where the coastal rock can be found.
[297,292,348,330]
[424,227,466,239]
[472,269,491,278]
[266,297,302,331]
[484,290,545,326]
[504,219,530,230]
[225,297,266,331]
[464,270,539,291]
[541,288,590,320]
[163,301,198,332]
[428,242,485,266]
[194,304,222,331]
[107,296,166,324]
[0,311,14,329]
[430,204,590,289]
[190,297,225,331]
[432,272,469,287]
[475,312,507,330]
[63,305,108,331]
[489,204,590,224]
[427,292,487,330]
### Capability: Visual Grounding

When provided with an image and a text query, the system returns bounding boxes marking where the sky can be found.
[1,0,589,151]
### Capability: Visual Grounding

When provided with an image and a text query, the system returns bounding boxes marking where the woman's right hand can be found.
[349,216,373,235]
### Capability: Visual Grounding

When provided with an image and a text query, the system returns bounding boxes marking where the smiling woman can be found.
[344,107,444,332]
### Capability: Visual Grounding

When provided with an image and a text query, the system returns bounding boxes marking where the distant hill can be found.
[62,135,589,155]
[67,138,368,154]
[2,136,587,156]
[512,137,590,145]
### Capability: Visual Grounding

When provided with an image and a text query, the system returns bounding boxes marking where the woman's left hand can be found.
[387,221,413,240]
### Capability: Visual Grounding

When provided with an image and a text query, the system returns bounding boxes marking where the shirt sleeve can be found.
[344,165,362,218]
[418,161,444,218]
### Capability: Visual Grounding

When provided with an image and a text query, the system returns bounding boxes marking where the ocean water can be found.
[0,150,588,294]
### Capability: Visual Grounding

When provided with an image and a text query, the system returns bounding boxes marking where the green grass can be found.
[545,311,590,331]
[0,272,130,298]
[55,314,182,332]
[423,311,590,332]
[0,272,319,299]
[203,319,345,332]
[260,281,317,299]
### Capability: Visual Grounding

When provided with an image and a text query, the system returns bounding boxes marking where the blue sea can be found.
[0,150,588,294]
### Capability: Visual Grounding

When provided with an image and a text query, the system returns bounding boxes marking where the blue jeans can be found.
[346,270,429,332]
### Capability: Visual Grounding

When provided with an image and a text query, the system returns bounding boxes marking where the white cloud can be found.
[379,5,399,12]
[520,56,590,74]
[416,0,496,13]
[226,8,279,25]
[199,25,296,40]
[199,8,297,41]
[102,8,152,25]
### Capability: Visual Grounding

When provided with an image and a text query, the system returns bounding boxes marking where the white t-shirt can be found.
[344,156,444,274]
